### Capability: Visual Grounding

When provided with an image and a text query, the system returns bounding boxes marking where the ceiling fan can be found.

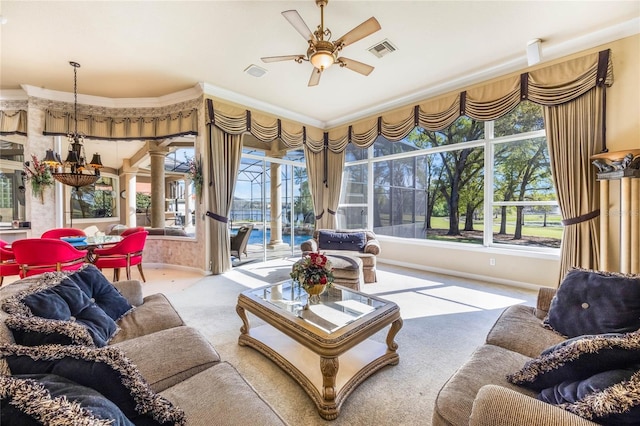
[261,0,381,87]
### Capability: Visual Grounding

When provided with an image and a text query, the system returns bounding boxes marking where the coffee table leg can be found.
[386,318,403,354]
[236,305,250,335]
[320,356,339,401]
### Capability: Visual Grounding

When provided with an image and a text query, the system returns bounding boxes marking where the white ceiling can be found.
[1,1,639,129]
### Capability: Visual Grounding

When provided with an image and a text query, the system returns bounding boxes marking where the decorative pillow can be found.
[64,264,133,321]
[5,314,94,346]
[318,231,366,252]
[0,344,186,425]
[508,331,640,391]
[544,268,640,338]
[0,374,133,425]
[1,271,118,347]
[557,369,640,424]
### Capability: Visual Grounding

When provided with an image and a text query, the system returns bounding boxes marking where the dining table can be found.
[60,235,123,263]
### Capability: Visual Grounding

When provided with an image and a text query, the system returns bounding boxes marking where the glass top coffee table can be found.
[236,281,403,420]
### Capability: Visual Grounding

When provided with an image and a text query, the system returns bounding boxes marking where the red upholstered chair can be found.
[0,240,20,285]
[120,226,145,237]
[92,231,148,282]
[41,228,87,239]
[12,238,87,278]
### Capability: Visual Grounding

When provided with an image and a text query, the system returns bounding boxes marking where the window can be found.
[71,176,117,219]
[338,102,561,251]
[0,136,26,225]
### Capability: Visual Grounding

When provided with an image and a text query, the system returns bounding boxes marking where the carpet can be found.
[166,259,538,425]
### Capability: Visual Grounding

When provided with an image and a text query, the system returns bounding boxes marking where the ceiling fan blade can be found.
[282,10,316,42]
[337,57,375,76]
[335,17,381,48]
[308,69,321,87]
[261,54,305,63]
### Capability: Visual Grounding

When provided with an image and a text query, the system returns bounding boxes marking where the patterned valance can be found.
[0,100,28,135]
[41,97,201,140]
[207,49,613,153]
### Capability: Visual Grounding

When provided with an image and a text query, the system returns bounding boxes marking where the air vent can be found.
[244,64,267,78]
[368,39,397,59]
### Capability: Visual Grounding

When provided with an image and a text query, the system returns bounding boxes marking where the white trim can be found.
[17,84,203,108]
[378,257,544,291]
[199,82,324,129]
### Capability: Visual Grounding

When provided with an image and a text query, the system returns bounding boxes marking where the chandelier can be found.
[43,61,103,189]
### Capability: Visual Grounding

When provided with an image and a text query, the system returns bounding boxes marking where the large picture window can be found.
[71,176,117,220]
[339,102,561,251]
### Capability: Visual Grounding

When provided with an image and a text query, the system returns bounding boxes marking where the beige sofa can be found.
[432,287,599,426]
[0,270,286,426]
[301,229,381,283]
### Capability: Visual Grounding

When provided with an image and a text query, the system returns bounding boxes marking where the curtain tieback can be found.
[328,209,336,216]
[206,211,228,223]
[561,209,600,226]
[315,210,324,220]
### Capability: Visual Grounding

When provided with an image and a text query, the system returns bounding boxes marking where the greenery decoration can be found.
[23,154,54,203]
[186,155,203,202]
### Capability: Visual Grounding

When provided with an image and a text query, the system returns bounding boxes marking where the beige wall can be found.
[377,34,640,289]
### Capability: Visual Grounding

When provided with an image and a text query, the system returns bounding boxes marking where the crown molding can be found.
[199,82,324,129]
[14,84,203,108]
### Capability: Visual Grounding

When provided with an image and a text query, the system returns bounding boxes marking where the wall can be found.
[377,34,640,289]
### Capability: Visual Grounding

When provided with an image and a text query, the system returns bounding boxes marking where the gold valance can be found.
[42,97,200,140]
[0,109,27,135]
[207,49,613,153]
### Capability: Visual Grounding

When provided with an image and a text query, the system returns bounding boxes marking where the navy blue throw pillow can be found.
[538,368,639,405]
[1,272,119,347]
[65,264,133,321]
[0,374,133,426]
[0,344,186,425]
[318,231,366,251]
[545,268,640,338]
[508,331,640,391]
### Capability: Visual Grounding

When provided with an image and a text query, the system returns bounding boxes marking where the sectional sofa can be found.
[433,268,640,425]
[0,265,286,425]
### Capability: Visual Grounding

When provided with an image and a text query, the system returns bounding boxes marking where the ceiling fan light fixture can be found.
[310,50,335,70]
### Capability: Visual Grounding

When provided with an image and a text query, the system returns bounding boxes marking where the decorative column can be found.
[149,143,168,229]
[122,159,138,228]
[268,161,288,249]
[592,149,640,274]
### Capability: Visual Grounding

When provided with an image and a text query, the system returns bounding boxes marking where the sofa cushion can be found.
[318,230,366,252]
[485,304,566,358]
[507,331,640,391]
[0,374,133,426]
[64,264,133,321]
[0,343,186,425]
[433,344,536,426]
[160,362,286,426]
[2,273,118,347]
[109,293,185,344]
[112,326,220,393]
[544,268,640,338]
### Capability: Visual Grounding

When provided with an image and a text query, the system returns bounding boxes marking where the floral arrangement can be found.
[23,154,55,203]
[186,155,203,201]
[290,252,335,292]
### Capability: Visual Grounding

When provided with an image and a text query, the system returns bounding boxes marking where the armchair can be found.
[301,229,381,283]
[92,231,148,282]
[41,228,87,239]
[0,240,20,285]
[11,238,87,277]
[230,224,254,259]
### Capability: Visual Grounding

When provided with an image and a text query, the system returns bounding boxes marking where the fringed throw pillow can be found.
[0,343,186,425]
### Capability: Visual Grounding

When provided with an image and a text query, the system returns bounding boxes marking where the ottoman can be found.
[328,255,364,291]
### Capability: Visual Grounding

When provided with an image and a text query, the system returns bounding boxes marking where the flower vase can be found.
[304,284,326,305]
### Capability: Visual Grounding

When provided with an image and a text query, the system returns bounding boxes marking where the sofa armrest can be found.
[364,239,381,255]
[535,287,557,319]
[469,385,598,426]
[300,238,318,253]
[112,280,144,306]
